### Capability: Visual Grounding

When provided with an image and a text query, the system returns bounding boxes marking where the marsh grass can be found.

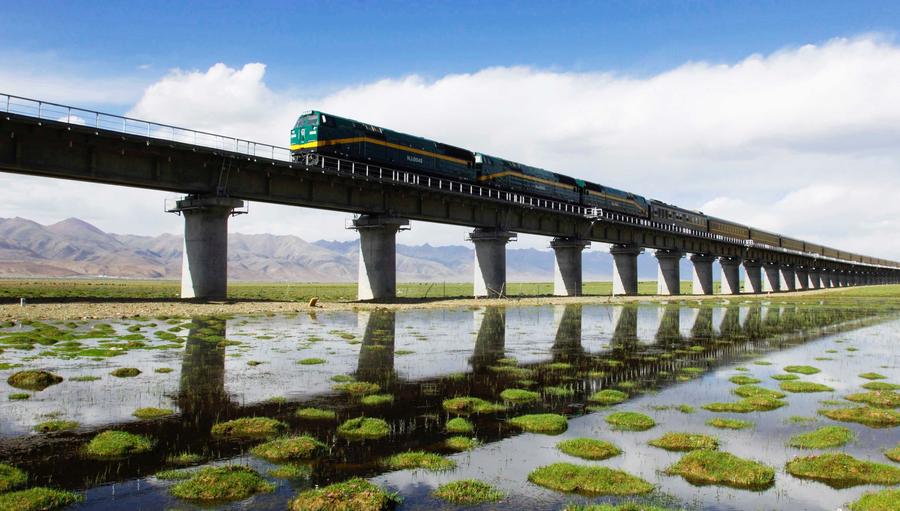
[155,469,193,480]
[784,365,820,375]
[788,426,854,448]
[886,443,900,462]
[446,436,479,451]
[0,487,82,510]
[110,367,141,378]
[771,374,800,381]
[785,453,900,488]
[132,407,174,419]
[728,375,761,385]
[702,395,784,413]
[543,385,575,397]
[295,407,336,420]
[732,385,786,399]
[211,417,286,438]
[288,477,398,511]
[433,480,504,505]
[500,388,541,402]
[442,396,507,415]
[298,357,326,365]
[605,412,655,431]
[154,367,173,374]
[6,370,63,391]
[33,419,79,433]
[166,452,204,465]
[333,381,381,396]
[859,372,887,380]
[70,375,101,382]
[85,430,154,458]
[649,433,718,452]
[557,438,621,460]
[383,451,456,471]
[337,417,390,440]
[562,504,682,511]
[170,465,274,502]
[845,391,900,408]
[446,417,474,433]
[862,382,900,391]
[819,407,900,428]
[269,464,312,479]
[361,394,394,406]
[848,488,900,511]
[509,413,568,434]
[589,389,628,405]
[0,462,27,492]
[528,463,653,495]
[8,392,29,400]
[250,435,325,461]
[780,381,834,393]
[667,450,774,490]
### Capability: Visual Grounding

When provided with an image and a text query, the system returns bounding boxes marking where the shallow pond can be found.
[0,302,897,510]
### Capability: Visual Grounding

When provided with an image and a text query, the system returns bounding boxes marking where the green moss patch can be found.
[132,407,174,419]
[33,419,79,433]
[544,385,575,397]
[361,394,394,406]
[732,385,786,399]
[211,417,287,438]
[849,488,900,511]
[333,381,380,395]
[446,436,479,451]
[110,367,141,378]
[705,417,753,429]
[886,443,900,462]
[288,477,398,511]
[170,465,274,502]
[562,504,681,511]
[729,375,761,385]
[268,464,311,479]
[384,450,456,471]
[8,392,29,400]
[780,381,834,393]
[6,370,63,391]
[862,382,900,391]
[589,389,628,405]
[649,432,718,452]
[296,407,336,420]
[433,480,504,505]
[845,391,900,408]
[788,426,853,449]
[446,417,474,433]
[702,396,784,413]
[509,413,568,434]
[337,417,390,440]
[250,435,325,461]
[605,412,655,431]
[298,357,326,365]
[155,469,193,480]
[442,396,506,415]
[0,487,82,511]
[819,407,900,428]
[667,450,774,490]
[785,453,900,488]
[860,372,887,380]
[154,367,173,373]
[167,452,204,465]
[557,438,621,460]
[70,375,101,382]
[771,373,800,381]
[784,365,820,375]
[85,430,154,458]
[500,388,541,402]
[0,462,27,492]
[528,462,653,495]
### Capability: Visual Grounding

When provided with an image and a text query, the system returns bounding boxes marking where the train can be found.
[290,110,888,267]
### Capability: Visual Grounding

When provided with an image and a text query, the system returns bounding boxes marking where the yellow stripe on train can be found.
[290,137,470,165]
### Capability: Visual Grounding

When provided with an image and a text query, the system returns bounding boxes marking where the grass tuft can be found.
[702,395,784,413]
[211,417,286,438]
[819,407,900,428]
[0,462,27,492]
[784,365,820,375]
[557,438,621,460]
[785,453,900,488]
[606,412,655,431]
[732,385,786,400]
[528,462,653,495]
[667,450,775,490]
[509,413,568,434]
[33,419,78,433]
[649,432,718,452]
[788,426,854,449]
[132,407,174,419]
[333,381,380,396]
[500,388,541,402]
[848,488,900,511]
[433,480,504,504]
[589,389,628,405]
[298,357,326,365]
[442,396,506,415]
[166,452,203,465]
[845,391,900,408]
[295,407,336,420]
[771,373,800,381]
[446,436,479,451]
[859,372,887,380]
[110,367,141,378]
[337,417,390,440]
[0,487,82,510]
[361,394,394,406]
[384,450,456,471]
[728,375,761,385]
[6,370,63,391]
[780,381,834,393]
[288,477,398,511]
[85,430,154,458]
[268,464,312,479]
[446,417,474,433]
[862,381,900,391]
[705,418,753,430]
[170,465,274,502]
[250,435,325,461]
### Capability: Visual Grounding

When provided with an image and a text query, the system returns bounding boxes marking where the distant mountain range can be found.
[0,217,672,282]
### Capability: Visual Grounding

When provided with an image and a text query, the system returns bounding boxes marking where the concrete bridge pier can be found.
[763,263,781,293]
[551,238,590,296]
[469,228,516,297]
[795,267,809,290]
[610,244,642,295]
[826,270,836,288]
[656,250,683,295]
[743,260,763,294]
[690,254,715,295]
[170,196,245,300]
[780,265,796,292]
[808,269,821,289]
[352,215,410,300]
[719,257,742,295]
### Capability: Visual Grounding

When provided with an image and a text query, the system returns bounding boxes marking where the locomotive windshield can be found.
[295,112,320,128]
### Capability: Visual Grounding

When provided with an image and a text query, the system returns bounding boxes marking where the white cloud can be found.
[4,36,900,259]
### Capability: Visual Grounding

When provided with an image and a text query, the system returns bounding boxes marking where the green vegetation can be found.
[110,367,141,378]
[166,452,204,465]
[333,381,381,395]
[288,477,398,511]
[296,407,336,420]
[667,450,775,490]
[250,435,325,461]
[705,418,753,430]
[784,365,821,375]
[785,453,900,488]
[132,407,174,419]
[8,393,29,400]
[862,382,900,391]
[211,417,287,438]
[702,396,785,413]
[771,373,800,381]
[446,436,479,451]
[509,413,568,434]
[33,419,79,433]
[500,388,541,402]
[337,417,391,440]
[562,504,682,511]
[0,487,82,511]
[788,426,854,448]
[728,375,761,385]
[860,372,887,380]
[70,375,101,382]
[588,389,629,405]
[0,462,27,492]
[298,357,326,365]
[780,381,834,393]
[384,450,456,471]
[886,443,900,462]
[269,464,312,479]
[845,391,900,408]
[446,417,474,433]
[543,385,575,397]
[528,463,653,495]
[557,438,621,460]
[442,396,506,415]
[170,465,274,502]
[849,488,900,511]
[330,374,354,383]
[154,367,173,373]
[605,412,655,431]
[6,370,63,391]
[819,407,900,428]
[85,430,154,458]
[433,480,504,505]
[155,469,193,480]
[361,394,394,406]
[649,432,718,451]
[732,385,786,399]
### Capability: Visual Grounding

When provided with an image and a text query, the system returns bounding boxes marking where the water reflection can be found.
[178,317,233,427]
[470,307,505,371]
[551,305,584,362]
[356,309,396,386]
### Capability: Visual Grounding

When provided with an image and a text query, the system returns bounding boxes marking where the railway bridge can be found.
[1,93,898,300]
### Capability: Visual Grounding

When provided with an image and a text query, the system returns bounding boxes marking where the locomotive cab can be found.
[290,111,324,153]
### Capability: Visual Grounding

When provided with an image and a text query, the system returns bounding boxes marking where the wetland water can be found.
[0,302,897,510]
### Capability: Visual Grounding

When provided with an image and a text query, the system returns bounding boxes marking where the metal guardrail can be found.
[2,92,895,270]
